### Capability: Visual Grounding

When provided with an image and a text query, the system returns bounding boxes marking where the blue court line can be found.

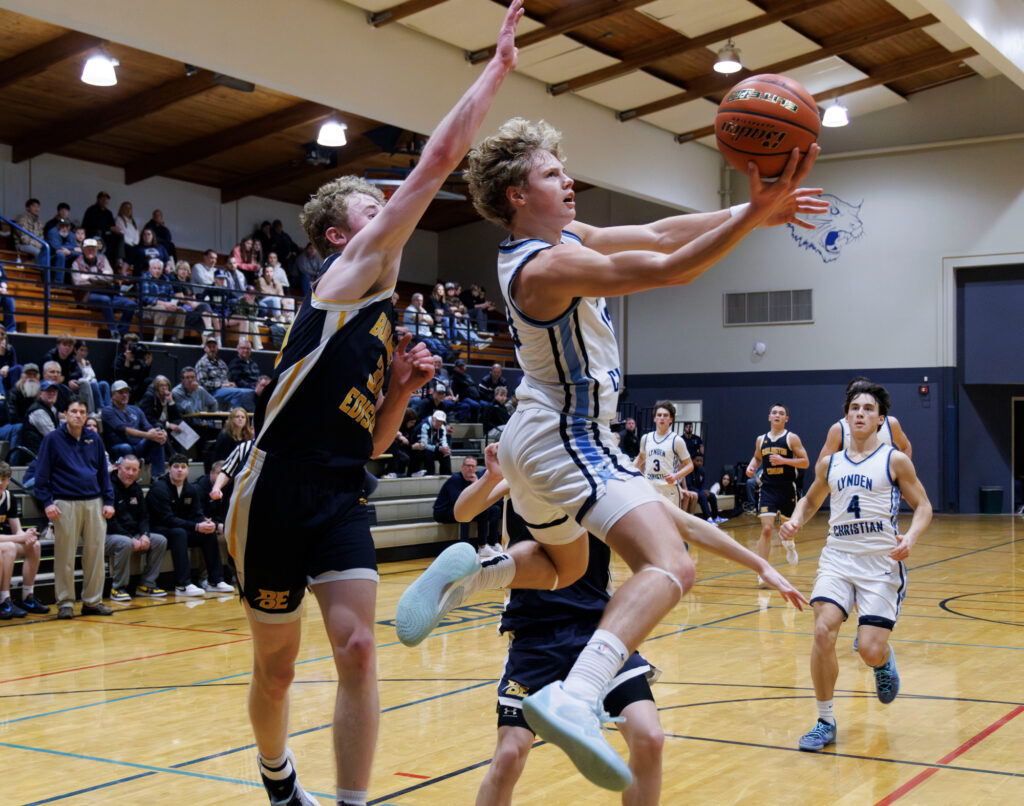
[648,608,764,640]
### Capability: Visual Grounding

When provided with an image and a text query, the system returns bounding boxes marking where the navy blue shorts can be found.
[759,482,797,518]
[227,449,378,621]
[496,621,654,730]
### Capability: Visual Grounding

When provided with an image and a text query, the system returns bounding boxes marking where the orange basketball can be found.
[715,74,820,179]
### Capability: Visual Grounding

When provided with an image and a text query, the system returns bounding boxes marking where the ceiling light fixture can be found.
[822,99,849,127]
[714,39,742,74]
[81,48,119,86]
[317,118,348,147]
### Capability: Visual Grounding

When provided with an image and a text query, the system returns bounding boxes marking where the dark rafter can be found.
[621,13,940,121]
[548,0,840,96]
[11,70,218,163]
[368,0,449,28]
[467,0,650,64]
[674,46,975,143]
[125,101,333,184]
[0,31,102,91]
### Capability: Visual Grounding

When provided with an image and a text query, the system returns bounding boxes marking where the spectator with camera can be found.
[105,454,168,602]
[113,334,152,403]
[101,380,167,477]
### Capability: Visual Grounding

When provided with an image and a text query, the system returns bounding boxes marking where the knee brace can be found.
[639,565,684,597]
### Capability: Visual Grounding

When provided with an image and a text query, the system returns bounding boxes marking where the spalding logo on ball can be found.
[715,74,820,179]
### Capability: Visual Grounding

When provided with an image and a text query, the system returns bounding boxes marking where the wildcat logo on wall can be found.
[787,193,864,263]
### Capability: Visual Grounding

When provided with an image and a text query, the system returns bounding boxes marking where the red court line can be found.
[395,772,431,779]
[0,637,251,685]
[874,705,1024,805]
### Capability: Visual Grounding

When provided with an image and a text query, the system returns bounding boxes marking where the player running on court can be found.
[635,400,696,513]
[745,403,808,572]
[225,4,525,805]
[781,381,932,752]
[816,376,912,463]
[396,117,824,790]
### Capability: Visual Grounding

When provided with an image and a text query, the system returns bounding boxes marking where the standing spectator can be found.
[410,409,452,476]
[101,380,168,477]
[14,198,44,261]
[255,220,274,258]
[171,260,216,340]
[114,201,139,264]
[45,218,77,283]
[228,339,260,390]
[450,358,483,422]
[213,406,252,463]
[171,366,220,448]
[140,258,185,342]
[146,453,232,596]
[105,454,168,602]
[0,262,17,332]
[682,422,704,457]
[82,191,121,259]
[34,400,115,619]
[270,219,299,269]
[432,455,501,550]
[197,336,254,410]
[70,239,136,335]
[687,454,721,523]
[43,202,73,237]
[231,236,262,282]
[73,340,110,411]
[143,209,176,259]
[0,325,20,392]
[112,333,152,403]
[139,375,184,447]
[293,242,319,296]
[191,249,219,287]
[0,461,49,617]
[132,227,171,276]
[477,362,509,401]
[616,417,640,459]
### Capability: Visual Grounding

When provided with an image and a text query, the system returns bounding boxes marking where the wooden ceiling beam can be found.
[220,139,381,204]
[673,46,975,144]
[11,69,218,163]
[125,100,332,184]
[368,0,449,27]
[548,0,840,96]
[0,31,103,91]
[467,0,650,64]
[622,13,939,121]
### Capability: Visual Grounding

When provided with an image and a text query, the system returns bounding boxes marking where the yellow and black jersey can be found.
[760,430,797,486]
[253,253,395,474]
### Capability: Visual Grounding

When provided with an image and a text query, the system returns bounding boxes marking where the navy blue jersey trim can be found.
[809,596,848,619]
[521,513,570,530]
[858,614,895,630]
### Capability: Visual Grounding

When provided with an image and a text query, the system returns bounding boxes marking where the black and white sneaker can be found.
[258,751,318,806]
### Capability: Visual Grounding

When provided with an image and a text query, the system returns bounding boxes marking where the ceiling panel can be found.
[574,71,684,110]
[402,0,543,51]
[642,0,763,37]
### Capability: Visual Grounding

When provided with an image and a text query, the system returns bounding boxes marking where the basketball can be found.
[715,74,820,178]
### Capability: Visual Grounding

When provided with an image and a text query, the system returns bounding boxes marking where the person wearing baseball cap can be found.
[70,238,135,335]
[410,407,452,476]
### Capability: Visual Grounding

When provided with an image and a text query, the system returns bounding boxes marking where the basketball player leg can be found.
[798,600,844,751]
[475,726,534,806]
[756,513,775,564]
[853,573,902,704]
[313,578,379,800]
[617,700,664,806]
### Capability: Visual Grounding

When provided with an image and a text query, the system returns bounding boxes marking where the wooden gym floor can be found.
[2,513,1022,805]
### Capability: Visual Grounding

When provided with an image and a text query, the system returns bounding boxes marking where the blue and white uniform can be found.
[839,415,894,449]
[638,430,690,505]
[495,233,658,545]
[810,444,907,629]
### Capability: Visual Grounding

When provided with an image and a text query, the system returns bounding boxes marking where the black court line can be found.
[22,771,158,806]
[939,589,1024,627]
[908,537,1021,571]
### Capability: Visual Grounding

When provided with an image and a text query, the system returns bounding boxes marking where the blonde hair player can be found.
[780,381,931,752]
[635,401,697,512]
[395,116,824,790]
[745,403,809,579]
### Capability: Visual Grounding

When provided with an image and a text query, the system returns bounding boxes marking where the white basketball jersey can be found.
[497,232,622,423]
[827,445,901,554]
[839,416,893,449]
[640,431,689,482]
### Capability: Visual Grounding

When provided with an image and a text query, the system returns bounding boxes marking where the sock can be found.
[463,552,515,595]
[563,629,628,703]
[259,750,297,802]
[1,590,9,602]
[22,585,34,598]
[337,789,368,806]
[816,699,835,725]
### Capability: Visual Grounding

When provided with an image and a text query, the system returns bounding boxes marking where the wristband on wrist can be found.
[729,203,749,218]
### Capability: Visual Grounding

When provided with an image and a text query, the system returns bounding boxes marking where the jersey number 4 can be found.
[846,495,861,519]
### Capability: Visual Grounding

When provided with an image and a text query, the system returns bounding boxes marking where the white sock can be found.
[259,751,292,779]
[463,552,515,595]
[337,790,367,806]
[22,585,33,598]
[1,589,9,602]
[563,629,628,703]
[816,699,835,725]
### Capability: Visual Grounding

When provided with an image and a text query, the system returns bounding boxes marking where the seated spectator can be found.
[146,453,231,596]
[115,201,139,265]
[461,282,496,332]
[197,336,255,410]
[383,407,419,478]
[0,262,16,333]
[42,202,73,237]
[709,471,742,522]
[431,354,451,389]
[132,226,171,276]
[231,236,262,282]
[101,379,167,477]
[0,460,49,617]
[140,258,185,342]
[686,454,720,523]
[410,409,451,477]
[6,362,40,427]
[70,239,135,336]
[45,218,77,282]
[105,454,168,602]
[138,375,183,446]
[213,407,252,463]
[403,292,448,357]
[266,251,291,292]
[40,361,73,414]
[450,358,482,422]
[682,422,704,458]
[255,263,287,323]
[203,272,235,344]
[171,366,220,448]
[72,340,110,412]
[191,248,219,287]
[413,380,456,423]
[43,334,83,397]
[19,380,61,461]
[14,198,44,262]
[293,242,319,297]
[171,260,216,340]
[0,325,20,392]
[223,255,248,291]
[196,459,234,582]
[432,455,501,551]
[230,285,264,351]
[477,362,509,401]
[143,209,176,259]
[113,333,152,403]
[481,385,511,440]
[228,339,260,390]
[445,283,491,350]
